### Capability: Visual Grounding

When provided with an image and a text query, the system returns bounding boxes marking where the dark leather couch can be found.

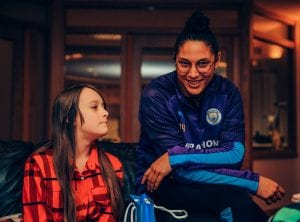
[0,140,35,219]
[0,140,219,222]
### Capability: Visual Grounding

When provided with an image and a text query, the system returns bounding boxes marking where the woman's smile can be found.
[185,79,203,88]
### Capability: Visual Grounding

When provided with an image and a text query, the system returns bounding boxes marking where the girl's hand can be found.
[141,152,172,192]
[256,176,285,205]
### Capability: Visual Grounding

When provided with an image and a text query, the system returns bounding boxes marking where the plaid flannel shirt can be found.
[22,145,123,222]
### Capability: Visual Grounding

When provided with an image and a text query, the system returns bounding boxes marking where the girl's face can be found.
[75,87,109,141]
[175,40,219,96]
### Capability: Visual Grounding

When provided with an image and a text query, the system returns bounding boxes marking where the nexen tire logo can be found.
[185,140,219,149]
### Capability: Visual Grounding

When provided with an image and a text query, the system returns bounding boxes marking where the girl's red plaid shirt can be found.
[22,145,123,222]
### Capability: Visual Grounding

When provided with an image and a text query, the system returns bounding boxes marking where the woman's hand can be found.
[141,152,172,192]
[291,193,300,203]
[256,176,285,204]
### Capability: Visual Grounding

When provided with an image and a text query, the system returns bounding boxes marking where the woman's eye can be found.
[91,106,98,110]
[198,61,210,67]
[180,61,190,67]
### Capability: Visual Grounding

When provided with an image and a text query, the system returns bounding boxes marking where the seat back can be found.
[100,140,138,205]
[0,140,35,217]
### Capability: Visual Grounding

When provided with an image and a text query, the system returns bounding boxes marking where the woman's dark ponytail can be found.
[174,10,219,60]
[184,10,210,33]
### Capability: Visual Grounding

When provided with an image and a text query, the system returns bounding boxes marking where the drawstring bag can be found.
[268,203,300,222]
[123,193,188,222]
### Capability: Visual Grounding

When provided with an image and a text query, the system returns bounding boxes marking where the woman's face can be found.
[75,87,109,141]
[175,40,219,96]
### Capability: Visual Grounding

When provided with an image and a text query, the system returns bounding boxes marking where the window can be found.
[251,11,296,158]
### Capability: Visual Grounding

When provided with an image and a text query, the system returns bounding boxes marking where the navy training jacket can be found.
[136,71,259,194]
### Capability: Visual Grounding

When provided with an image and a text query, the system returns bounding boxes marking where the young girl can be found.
[22,84,124,222]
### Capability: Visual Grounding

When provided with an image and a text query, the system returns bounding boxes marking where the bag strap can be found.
[123,199,189,221]
[154,204,188,220]
[124,202,136,222]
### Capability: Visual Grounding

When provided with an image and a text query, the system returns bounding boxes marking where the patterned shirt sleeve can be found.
[174,168,259,194]
[22,156,50,222]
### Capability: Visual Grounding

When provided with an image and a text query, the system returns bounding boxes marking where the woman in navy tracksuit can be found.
[136,10,285,222]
